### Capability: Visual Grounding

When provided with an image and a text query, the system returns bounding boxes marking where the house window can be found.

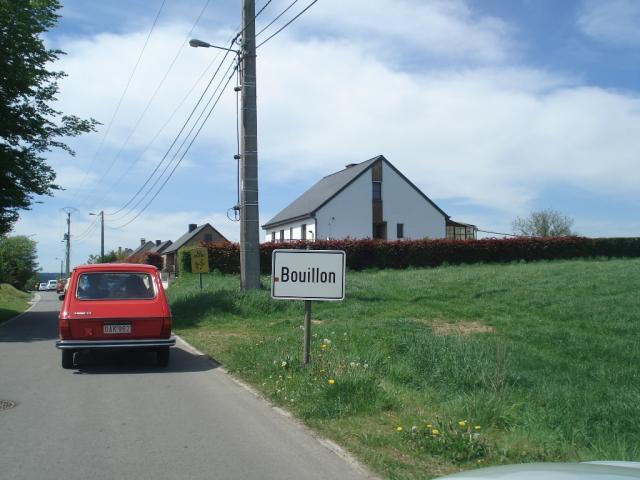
[301,224,306,240]
[279,230,284,242]
[372,181,381,201]
[204,233,212,242]
[397,223,404,239]
[271,232,276,243]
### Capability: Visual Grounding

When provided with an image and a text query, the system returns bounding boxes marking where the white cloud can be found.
[293,0,514,64]
[577,0,640,47]
[257,39,640,213]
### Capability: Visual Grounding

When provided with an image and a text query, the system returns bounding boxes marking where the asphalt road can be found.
[0,292,373,480]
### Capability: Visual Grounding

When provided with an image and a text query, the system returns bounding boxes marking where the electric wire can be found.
[111,56,236,223]
[255,0,298,37]
[111,56,237,224]
[84,0,212,211]
[111,64,238,229]
[70,209,100,240]
[476,228,528,238]
[103,45,232,216]
[106,44,237,218]
[256,0,318,48]
[73,216,101,242]
[75,0,166,201]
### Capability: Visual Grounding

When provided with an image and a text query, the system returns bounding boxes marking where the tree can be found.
[0,0,98,235]
[512,209,576,237]
[0,235,38,290]
[87,250,119,264]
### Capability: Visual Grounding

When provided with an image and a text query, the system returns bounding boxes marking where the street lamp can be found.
[188,38,240,54]
[89,211,104,262]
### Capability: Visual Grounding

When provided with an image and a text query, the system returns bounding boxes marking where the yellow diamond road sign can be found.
[191,247,209,273]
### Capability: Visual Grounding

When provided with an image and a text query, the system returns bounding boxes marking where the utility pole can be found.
[101,210,104,262]
[239,0,261,290]
[61,207,77,276]
[90,211,104,262]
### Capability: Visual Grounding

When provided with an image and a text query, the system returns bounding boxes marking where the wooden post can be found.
[303,300,311,365]
[199,273,203,290]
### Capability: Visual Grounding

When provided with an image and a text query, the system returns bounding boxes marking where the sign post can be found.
[271,249,346,364]
[191,247,210,289]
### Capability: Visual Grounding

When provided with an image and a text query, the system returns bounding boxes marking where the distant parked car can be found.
[39,282,48,291]
[435,462,640,480]
[56,263,175,369]
[47,279,58,291]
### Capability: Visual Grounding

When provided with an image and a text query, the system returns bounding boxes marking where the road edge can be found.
[175,334,381,480]
[0,292,40,329]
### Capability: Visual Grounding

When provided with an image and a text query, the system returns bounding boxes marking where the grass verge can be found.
[0,283,32,325]
[167,258,640,479]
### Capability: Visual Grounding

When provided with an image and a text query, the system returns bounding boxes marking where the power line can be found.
[75,0,166,202]
[477,228,528,238]
[110,56,236,223]
[112,58,237,225]
[256,0,318,48]
[72,213,101,242]
[256,0,298,37]
[106,45,237,218]
[83,0,212,210]
[112,64,238,229]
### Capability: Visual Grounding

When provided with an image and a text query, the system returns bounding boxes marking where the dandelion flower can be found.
[396,426,403,432]
[426,424,433,428]
[320,344,327,349]
[328,378,335,385]
[458,420,466,428]
[281,361,287,367]
[474,425,481,431]
[431,429,440,435]
[320,369,326,373]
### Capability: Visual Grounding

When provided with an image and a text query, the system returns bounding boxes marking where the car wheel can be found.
[61,350,75,369]
[156,347,170,367]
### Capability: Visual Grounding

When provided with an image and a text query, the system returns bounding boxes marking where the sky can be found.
[11,0,640,273]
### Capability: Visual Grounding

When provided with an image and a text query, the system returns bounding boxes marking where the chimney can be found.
[188,224,197,233]
[140,238,146,246]
[345,163,357,168]
[155,240,161,246]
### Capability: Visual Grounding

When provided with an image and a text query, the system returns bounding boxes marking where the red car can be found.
[56,263,175,369]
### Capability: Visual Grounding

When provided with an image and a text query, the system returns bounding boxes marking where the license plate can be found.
[103,323,131,334]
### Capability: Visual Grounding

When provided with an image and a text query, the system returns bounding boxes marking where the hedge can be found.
[174,237,640,274]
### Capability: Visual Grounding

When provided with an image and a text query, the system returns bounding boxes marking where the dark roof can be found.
[263,156,380,229]
[128,241,155,258]
[163,223,227,255]
[149,240,172,254]
[262,155,448,229]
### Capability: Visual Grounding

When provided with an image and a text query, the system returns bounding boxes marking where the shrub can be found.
[191,237,640,274]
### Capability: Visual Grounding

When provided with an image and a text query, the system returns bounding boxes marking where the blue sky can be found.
[12,0,640,272]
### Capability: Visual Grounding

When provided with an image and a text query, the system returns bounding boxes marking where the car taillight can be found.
[160,317,172,337]
[59,318,71,338]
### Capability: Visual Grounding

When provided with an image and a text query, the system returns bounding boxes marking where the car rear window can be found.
[76,272,156,300]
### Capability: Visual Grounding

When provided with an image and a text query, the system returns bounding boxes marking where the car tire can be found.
[61,350,75,369]
[156,347,170,367]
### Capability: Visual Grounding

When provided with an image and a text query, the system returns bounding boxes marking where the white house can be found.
[263,155,473,242]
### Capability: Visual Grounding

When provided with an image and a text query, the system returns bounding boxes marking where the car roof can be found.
[73,263,158,273]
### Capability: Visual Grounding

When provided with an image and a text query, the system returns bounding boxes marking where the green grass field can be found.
[0,283,32,325]
[167,258,640,479]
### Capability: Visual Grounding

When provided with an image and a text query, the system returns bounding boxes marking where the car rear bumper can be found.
[56,336,176,350]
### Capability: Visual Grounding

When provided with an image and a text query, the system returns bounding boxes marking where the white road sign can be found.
[271,250,346,301]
